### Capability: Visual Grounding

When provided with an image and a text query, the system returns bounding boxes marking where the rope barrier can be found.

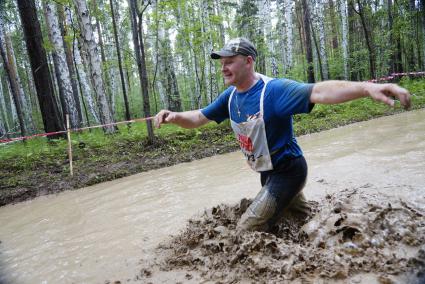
[0,116,155,144]
[1,71,425,145]
[367,71,425,82]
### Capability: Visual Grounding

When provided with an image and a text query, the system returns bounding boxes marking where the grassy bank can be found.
[1,78,424,206]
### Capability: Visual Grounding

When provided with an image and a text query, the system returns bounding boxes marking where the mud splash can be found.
[141,188,425,283]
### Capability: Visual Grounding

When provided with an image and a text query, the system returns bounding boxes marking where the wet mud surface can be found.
[141,188,425,283]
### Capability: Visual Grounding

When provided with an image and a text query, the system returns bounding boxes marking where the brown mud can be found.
[140,188,425,283]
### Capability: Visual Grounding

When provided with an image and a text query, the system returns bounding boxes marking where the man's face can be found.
[220,55,251,86]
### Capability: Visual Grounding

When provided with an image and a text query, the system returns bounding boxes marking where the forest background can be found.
[0,0,425,205]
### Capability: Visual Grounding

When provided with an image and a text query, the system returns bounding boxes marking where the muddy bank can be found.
[3,99,425,207]
[141,188,425,283]
[0,126,238,206]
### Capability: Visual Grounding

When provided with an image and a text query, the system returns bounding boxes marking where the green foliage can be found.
[2,79,424,171]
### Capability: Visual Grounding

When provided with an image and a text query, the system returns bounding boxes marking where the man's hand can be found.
[311,81,412,110]
[155,109,176,128]
[365,83,411,110]
[154,109,209,129]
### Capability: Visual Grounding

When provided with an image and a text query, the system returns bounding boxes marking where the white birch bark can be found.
[65,8,100,124]
[106,40,116,115]
[4,32,34,132]
[155,48,167,108]
[213,0,226,48]
[157,27,169,109]
[312,0,329,79]
[0,19,22,133]
[177,1,202,108]
[0,74,9,135]
[279,0,295,74]
[146,1,167,110]
[44,1,80,128]
[201,0,218,103]
[4,76,18,129]
[338,0,349,79]
[23,61,38,111]
[73,38,100,124]
[73,0,115,132]
[159,26,182,111]
[258,0,279,76]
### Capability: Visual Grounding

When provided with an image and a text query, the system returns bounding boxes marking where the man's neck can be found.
[236,73,259,92]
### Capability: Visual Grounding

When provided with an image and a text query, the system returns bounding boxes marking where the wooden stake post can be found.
[66,114,73,176]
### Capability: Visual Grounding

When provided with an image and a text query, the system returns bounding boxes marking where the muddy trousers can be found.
[237,156,309,232]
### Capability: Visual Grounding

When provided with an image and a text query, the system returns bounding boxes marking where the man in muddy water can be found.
[154,37,411,233]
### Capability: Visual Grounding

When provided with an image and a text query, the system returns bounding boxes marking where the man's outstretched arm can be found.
[310,81,411,109]
[154,109,211,129]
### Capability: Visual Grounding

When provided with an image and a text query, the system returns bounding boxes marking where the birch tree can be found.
[57,4,83,125]
[311,0,329,80]
[43,1,80,129]
[201,0,219,103]
[128,0,154,141]
[64,7,100,124]
[338,0,349,79]
[4,30,35,132]
[91,0,115,115]
[109,0,131,121]
[73,37,101,124]
[0,65,10,135]
[158,26,182,111]
[0,17,26,138]
[350,0,376,78]
[257,0,279,77]
[278,0,295,74]
[73,0,116,133]
[175,1,203,108]
[0,70,16,129]
[301,0,315,82]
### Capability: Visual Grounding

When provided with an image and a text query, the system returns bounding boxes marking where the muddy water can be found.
[0,109,424,283]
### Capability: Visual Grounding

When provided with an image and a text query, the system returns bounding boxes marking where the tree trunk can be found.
[257,0,278,77]
[0,68,15,128]
[0,20,27,139]
[158,27,182,112]
[110,0,131,121]
[279,0,295,74]
[64,7,100,125]
[91,0,114,116]
[328,0,339,49]
[128,0,154,141]
[339,0,349,79]
[347,0,359,80]
[0,80,9,136]
[311,24,324,81]
[301,0,315,83]
[201,0,219,103]
[4,31,35,133]
[421,0,425,69]
[311,0,329,80]
[57,4,83,126]
[176,1,203,108]
[352,0,376,79]
[16,0,64,136]
[73,0,116,133]
[387,0,395,73]
[43,1,80,129]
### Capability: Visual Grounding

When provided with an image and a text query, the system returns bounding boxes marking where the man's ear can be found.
[246,55,255,65]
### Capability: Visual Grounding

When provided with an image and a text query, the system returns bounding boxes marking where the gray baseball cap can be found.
[210,38,257,61]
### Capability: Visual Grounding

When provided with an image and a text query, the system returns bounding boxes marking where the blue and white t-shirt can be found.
[201,78,314,168]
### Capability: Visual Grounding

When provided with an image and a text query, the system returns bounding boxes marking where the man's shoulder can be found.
[265,78,289,94]
[214,86,234,102]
